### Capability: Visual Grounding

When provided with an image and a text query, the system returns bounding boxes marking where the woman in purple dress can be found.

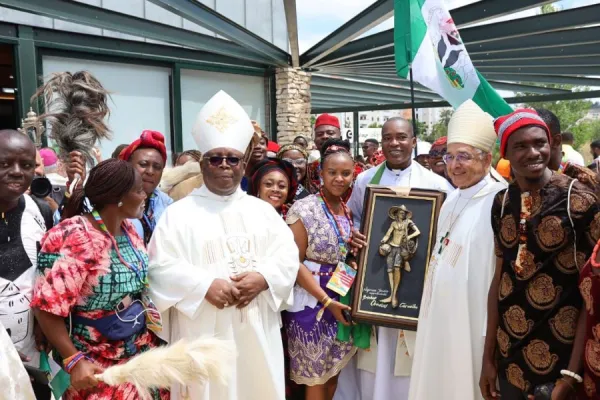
[284,139,357,400]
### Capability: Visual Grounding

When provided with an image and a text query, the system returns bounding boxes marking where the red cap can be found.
[315,114,340,129]
[432,136,447,147]
[119,130,167,164]
[493,109,551,158]
[267,141,280,153]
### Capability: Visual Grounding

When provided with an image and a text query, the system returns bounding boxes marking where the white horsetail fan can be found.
[96,337,235,399]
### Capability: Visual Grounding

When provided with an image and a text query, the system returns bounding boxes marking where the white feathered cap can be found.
[191,90,254,154]
[447,100,497,152]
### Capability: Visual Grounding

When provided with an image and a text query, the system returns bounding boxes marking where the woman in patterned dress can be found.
[284,139,357,400]
[31,159,168,400]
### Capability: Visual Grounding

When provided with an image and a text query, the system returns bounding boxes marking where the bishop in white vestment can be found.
[148,91,299,400]
[335,118,453,400]
[408,100,507,400]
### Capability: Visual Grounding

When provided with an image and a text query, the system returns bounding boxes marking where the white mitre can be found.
[192,90,254,154]
[447,99,496,152]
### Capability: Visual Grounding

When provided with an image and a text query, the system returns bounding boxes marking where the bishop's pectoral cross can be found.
[438,231,450,255]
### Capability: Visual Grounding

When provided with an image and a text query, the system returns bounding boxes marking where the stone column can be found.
[275,68,311,145]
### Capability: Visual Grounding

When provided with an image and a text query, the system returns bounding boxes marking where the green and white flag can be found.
[394,0,513,118]
[40,351,70,399]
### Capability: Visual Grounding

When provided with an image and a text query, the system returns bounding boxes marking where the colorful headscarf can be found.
[493,109,551,158]
[248,158,298,205]
[119,130,167,164]
[277,144,308,160]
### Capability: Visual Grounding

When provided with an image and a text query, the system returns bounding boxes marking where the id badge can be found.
[326,262,357,297]
[141,288,163,334]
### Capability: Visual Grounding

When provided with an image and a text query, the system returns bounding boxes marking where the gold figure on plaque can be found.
[379,205,420,308]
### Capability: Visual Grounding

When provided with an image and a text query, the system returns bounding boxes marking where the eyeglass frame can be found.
[442,149,487,165]
[281,157,307,167]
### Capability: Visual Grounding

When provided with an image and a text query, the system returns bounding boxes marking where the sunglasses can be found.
[203,156,242,167]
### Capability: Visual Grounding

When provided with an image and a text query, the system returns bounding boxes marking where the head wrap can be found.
[192,90,254,154]
[39,148,58,167]
[277,144,308,160]
[493,108,551,158]
[119,130,167,164]
[248,158,297,205]
[496,158,511,180]
[315,114,340,129]
[415,141,432,157]
[448,100,497,153]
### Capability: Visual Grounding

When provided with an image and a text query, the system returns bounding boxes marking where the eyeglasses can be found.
[203,156,241,167]
[442,152,478,164]
[282,158,307,167]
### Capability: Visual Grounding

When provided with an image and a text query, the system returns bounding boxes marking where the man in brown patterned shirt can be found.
[480,109,600,400]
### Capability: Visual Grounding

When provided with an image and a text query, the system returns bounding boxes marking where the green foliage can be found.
[541,3,559,14]
[430,108,452,141]
[310,115,316,127]
[517,85,594,152]
[368,122,383,128]
[572,120,600,150]
[416,121,429,136]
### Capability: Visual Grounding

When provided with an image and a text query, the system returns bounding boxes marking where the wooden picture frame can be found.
[351,186,445,330]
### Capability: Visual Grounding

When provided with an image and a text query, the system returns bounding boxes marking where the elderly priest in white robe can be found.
[408,100,507,400]
[334,117,453,400]
[148,91,299,400]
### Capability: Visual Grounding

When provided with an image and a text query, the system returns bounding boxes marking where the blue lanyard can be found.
[317,197,349,259]
[120,228,147,285]
[142,194,157,231]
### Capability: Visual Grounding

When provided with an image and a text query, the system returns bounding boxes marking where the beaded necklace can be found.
[317,189,353,260]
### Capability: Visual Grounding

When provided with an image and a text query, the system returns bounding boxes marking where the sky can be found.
[296,0,600,54]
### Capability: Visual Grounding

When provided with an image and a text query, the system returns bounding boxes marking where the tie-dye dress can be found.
[30,216,168,400]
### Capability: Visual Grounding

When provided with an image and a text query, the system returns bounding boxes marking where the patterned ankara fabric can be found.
[491,173,600,394]
[283,195,357,385]
[31,216,168,400]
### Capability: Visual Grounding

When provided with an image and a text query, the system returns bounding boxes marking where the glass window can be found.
[42,56,172,162]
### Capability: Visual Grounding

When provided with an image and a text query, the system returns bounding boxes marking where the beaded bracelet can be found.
[62,351,82,367]
[65,352,90,374]
[560,369,583,383]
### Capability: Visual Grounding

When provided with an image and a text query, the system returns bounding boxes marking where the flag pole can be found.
[409,65,418,157]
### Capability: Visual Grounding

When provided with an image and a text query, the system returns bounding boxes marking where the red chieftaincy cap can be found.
[119,130,168,164]
[315,114,340,129]
[493,109,551,158]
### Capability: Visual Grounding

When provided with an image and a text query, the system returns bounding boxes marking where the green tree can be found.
[416,121,429,138]
[368,122,383,128]
[540,3,559,14]
[571,120,600,150]
[430,108,453,141]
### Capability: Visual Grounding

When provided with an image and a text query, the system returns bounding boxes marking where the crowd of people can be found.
[1,69,600,400]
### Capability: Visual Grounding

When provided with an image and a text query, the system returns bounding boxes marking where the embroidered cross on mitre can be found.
[206,106,239,133]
